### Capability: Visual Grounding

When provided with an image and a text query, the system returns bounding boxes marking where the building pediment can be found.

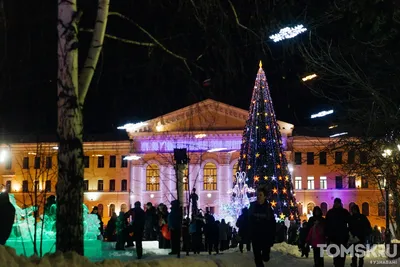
[125,99,294,138]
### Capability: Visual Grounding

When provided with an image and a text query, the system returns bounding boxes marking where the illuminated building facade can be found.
[0,99,385,227]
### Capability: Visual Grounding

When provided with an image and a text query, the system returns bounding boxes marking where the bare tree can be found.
[12,143,58,257]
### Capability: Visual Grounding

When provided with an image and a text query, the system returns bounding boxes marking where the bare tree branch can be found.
[80,29,155,47]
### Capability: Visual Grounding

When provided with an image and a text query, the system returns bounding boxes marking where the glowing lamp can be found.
[124,155,141,161]
[150,194,154,198]
[207,193,212,198]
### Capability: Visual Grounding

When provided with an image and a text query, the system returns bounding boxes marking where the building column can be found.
[160,164,173,205]
[130,161,144,208]
[218,153,232,214]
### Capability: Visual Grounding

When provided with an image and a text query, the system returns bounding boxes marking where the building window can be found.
[206,206,215,214]
[360,151,368,164]
[97,156,104,168]
[348,150,355,164]
[121,156,128,168]
[361,176,368,188]
[97,180,104,191]
[295,177,302,190]
[109,204,115,217]
[34,157,41,169]
[22,180,28,192]
[97,204,104,218]
[378,202,385,216]
[109,179,115,192]
[146,164,160,191]
[121,179,127,192]
[203,162,217,191]
[45,180,51,192]
[320,176,327,189]
[23,157,29,169]
[84,156,90,168]
[307,176,315,190]
[294,152,302,165]
[46,157,52,169]
[319,152,327,165]
[335,176,343,189]
[348,176,356,189]
[183,168,189,191]
[109,155,116,168]
[307,152,314,165]
[5,157,12,170]
[84,180,89,191]
[320,202,328,216]
[362,202,369,216]
[335,152,343,164]
[5,180,11,192]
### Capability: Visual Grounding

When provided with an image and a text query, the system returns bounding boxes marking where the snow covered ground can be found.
[1,241,398,267]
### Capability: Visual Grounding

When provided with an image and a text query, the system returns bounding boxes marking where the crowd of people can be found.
[93,191,387,267]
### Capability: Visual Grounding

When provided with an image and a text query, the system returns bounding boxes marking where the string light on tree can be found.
[269,24,307,42]
[236,61,298,221]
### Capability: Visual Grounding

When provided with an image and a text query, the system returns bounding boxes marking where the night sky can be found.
[0,1,346,137]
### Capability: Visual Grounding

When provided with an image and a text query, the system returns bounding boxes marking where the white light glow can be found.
[52,146,59,150]
[28,152,36,155]
[155,121,164,132]
[302,73,317,82]
[330,132,348,138]
[382,149,393,158]
[0,150,8,163]
[1,188,5,192]
[92,154,103,157]
[228,150,236,153]
[85,192,100,201]
[397,144,400,151]
[328,125,338,129]
[124,155,141,161]
[288,164,293,173]
[207,193,212,198]
[269,24,307,42]
[117,122,148,131]
[13,184,20,192]
[150,194,154,198]
[194,134,207,139]
[311,110,334,119]
[207,148,227,153]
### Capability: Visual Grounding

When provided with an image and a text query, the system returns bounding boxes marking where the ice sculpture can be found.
[7,194,100,242]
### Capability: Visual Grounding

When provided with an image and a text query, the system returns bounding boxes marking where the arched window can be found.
[297,203,303,215]
[307,202,315,215]
[378,202,385,217]
[232,163,238,186]
[320,202,328,216]
[203,162,217,190]
[97,204,104,218]
[109,204,115,217]
[362,202,369,216]
[146,164,160,191]
[349,202,356,212]
[120,203,127,213]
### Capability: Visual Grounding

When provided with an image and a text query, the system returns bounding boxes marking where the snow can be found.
[1,241,397,267]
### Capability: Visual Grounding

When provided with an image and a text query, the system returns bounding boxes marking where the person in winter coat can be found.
[236,207,251,253]
[219,219,229,251]
[106,212,117,241]
[348,204,372,267]
[116,211,127,250]
[168,200,182,256]
[0,192,15,245]
[248,187,276,267]
[204,215,219,255]
[131,201,146,259]
[306,206,326,267]
[298,221,310,258]
[325,198,350,267]
[157,204,171,249]
[144,202,158,241]
[181,218,190,256]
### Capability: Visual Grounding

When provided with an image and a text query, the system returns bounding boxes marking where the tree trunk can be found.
[57,0,84,255]
[57,0,109,254]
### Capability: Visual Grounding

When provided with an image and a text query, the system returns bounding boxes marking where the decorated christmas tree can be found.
[236,61,298,221]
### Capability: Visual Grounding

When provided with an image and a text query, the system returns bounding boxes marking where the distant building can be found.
[0,99,385,227]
